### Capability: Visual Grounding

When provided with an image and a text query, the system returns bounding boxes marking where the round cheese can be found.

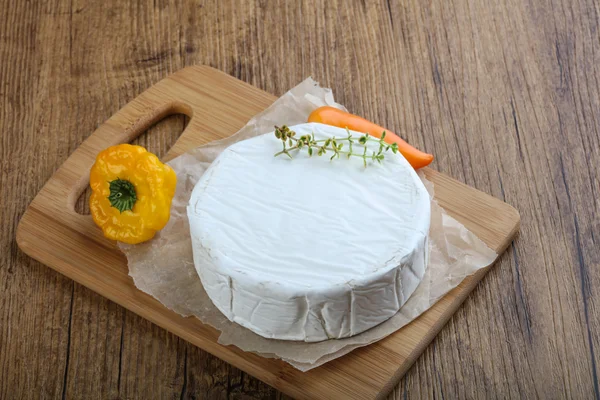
[187,122,430,342]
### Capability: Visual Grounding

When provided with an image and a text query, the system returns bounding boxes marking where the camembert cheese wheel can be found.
[188,123,430,342]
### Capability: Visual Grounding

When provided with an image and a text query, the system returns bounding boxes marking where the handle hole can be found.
[74,113,189,215]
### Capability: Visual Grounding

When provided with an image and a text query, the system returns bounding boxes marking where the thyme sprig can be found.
[273,125,399,167]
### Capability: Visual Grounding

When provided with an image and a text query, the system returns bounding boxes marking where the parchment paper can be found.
[119,78,497,371]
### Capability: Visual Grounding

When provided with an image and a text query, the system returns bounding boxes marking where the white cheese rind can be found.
[188,122,430,342]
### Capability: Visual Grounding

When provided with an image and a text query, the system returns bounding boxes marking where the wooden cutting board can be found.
[16,66,520,400]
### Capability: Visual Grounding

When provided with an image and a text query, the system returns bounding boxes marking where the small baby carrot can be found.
[308,106,434,169]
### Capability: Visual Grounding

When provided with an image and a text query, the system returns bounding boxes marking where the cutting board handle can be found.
[37,65,251,215]
[26,66,275,242]
[60,77,202,210]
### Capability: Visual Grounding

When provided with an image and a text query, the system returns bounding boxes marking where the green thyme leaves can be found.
[274,125,398,167]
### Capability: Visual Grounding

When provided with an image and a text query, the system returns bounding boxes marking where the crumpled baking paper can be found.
[119,78,497,371]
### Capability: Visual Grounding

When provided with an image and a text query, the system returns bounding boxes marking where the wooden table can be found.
[1,0,598,398]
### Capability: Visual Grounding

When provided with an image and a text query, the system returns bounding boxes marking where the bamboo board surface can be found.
[16,66,519,400]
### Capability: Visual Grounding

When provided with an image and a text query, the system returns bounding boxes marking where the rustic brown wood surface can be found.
[0,1,598,399]
[14,65,519,400]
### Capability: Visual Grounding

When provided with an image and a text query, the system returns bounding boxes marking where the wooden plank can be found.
[3,0,599,398]
[16,66,519,400]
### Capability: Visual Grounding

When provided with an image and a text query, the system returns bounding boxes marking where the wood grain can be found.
[14,65,518,400]
[1,1,598,399]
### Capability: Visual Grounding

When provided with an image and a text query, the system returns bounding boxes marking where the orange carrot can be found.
[308,106,434,169]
